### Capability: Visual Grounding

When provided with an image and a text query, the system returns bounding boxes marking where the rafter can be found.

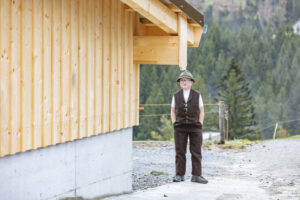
[120,0,178,34]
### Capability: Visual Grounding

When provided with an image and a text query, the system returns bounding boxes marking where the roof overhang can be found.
[121,0,204,70]
[165,0,204,26]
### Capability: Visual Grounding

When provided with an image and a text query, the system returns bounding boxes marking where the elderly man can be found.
[170,70,208,184]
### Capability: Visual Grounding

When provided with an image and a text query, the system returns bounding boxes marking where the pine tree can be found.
[216,58,260,139]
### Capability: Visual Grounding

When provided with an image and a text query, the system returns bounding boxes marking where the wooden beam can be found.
[178,14,187,70]
[187,24,194,46]
[188,18,201,27]
[120,0,178,34]
[166,4,182,12]
[144,26,170,36]
[133,36,179,64]
[189,26,203,47]
[140,18,156,26]
[124,4,135,12]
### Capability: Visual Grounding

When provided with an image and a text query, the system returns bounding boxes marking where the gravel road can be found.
[132,139,300,199]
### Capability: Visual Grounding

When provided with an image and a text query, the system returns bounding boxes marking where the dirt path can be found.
[131,139,300,199]
[231,139,300,199]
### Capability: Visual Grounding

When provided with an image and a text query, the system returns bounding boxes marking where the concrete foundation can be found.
[0,128,133,200]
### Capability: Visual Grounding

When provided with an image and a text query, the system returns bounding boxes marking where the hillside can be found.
[187,0,300,29]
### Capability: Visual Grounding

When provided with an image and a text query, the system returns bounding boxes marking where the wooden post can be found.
[273,122,278,140]
[226,111,229,140]
[219,101,225,144]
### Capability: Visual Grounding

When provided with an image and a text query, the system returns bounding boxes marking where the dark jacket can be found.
[174,89,201,125]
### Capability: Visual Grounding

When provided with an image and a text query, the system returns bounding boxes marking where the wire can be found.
[139,103,220,107]
[140,111,218,117]
[140,104,171,106]
[140,114,170,117]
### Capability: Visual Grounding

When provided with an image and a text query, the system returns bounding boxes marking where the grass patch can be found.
[287,135,300,139]
[150,170,168,176]
[218,142,245,149]
[217,139,255,149]
[203,143,212,150]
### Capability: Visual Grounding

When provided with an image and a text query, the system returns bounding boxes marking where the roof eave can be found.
[168,0,204,27]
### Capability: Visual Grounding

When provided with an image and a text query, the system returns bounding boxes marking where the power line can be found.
[140,111,218,117]
[139,103,220,107]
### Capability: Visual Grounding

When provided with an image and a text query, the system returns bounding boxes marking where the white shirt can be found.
[171,89,203,108]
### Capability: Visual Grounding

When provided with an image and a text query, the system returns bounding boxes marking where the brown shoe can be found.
[173,175,185,182]
[191,175,208,184]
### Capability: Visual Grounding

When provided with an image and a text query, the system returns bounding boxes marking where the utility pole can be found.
[219,101,225,144]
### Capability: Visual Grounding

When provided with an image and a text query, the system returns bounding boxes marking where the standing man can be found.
[171,70,208,184]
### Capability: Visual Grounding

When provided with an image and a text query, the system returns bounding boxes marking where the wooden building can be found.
[0,0,204,199]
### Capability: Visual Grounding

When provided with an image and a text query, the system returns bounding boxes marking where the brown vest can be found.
[174,89,200,124]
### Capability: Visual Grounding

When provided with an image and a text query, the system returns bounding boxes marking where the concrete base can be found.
[0,128,133,200]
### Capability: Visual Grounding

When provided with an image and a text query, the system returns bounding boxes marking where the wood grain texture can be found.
[0,0,140,157]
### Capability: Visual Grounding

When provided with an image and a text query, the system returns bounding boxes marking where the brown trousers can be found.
[173,122,203,176]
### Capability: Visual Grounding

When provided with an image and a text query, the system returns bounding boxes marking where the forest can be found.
[133,0,300,140]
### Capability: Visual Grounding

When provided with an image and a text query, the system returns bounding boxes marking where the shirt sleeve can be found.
[171,95,175,108]
[199,94,203,108]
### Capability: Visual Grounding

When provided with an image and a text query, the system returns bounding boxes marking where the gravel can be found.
[132,139,300,199]
[132,140,231,191]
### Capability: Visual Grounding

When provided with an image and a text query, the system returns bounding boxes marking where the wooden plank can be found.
[132,19,139,127]
[68,0,72,141]
[53,0,62,144]
[92,0,97,135]
[61,0,71,142]
[144,26,170,36]
[43,0,52,146]
[134,63,140,126]
[33,0,43,149]
[137,18,170,36]
[129,12,134,126]
[0,0,1,156]
[84,0,89,138]
[187,24,194,46]
[178,14,187,70]
[133,36,179,65]
[116,1,123,130]
[120,2,125,129]
[140,18,156,26]
[79,0,87,138]
[21,0,33,152]
[189,26,203,47]
[0,0,11,156]
[11,0,22,154]
[0,0,2,156]
[110,0,117,131]
[166,4,181,12]
[102,0,110,133]
[95,0,102,134]
[8,0,12,155]
[187,18,201,27]
[87,0,95,136]
[70,0,79,140]
[123,7,129,128]
[120,0,177,34]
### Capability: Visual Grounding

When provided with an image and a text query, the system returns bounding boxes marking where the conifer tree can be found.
[216,58,260,139]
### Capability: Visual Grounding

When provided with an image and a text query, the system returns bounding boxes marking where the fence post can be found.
[219,101,225,144]
[273,122,278,140]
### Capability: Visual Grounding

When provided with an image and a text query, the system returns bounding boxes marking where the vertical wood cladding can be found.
[0,0,139,157]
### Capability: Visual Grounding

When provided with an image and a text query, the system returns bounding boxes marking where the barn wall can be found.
[0,0,139,157]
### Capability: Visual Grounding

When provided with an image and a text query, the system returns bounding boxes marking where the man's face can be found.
[179,78,193,90]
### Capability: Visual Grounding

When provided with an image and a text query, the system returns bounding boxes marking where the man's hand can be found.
[199,106,204,125]
[171,107,176,124]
